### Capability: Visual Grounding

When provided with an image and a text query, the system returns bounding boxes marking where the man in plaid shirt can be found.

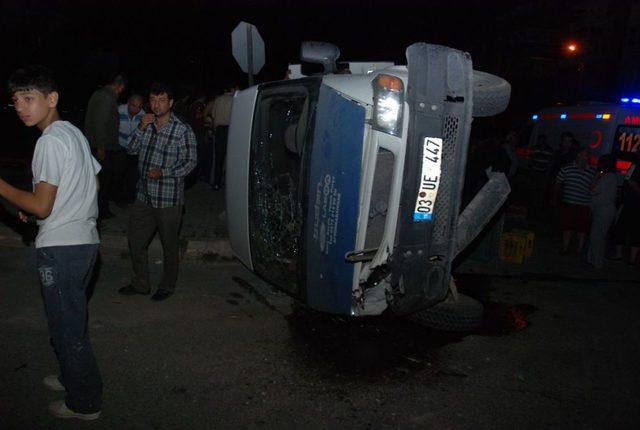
[118,82,197,301]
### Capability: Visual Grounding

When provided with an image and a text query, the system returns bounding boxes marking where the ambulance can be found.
[521,99,640,172]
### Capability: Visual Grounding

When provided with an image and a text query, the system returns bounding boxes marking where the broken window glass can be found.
[248,79,320,294]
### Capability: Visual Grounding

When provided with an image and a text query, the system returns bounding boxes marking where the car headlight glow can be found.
[372,74,404,137]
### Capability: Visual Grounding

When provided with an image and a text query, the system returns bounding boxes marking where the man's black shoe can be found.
[118,285,150,296]
[151,289,173,301]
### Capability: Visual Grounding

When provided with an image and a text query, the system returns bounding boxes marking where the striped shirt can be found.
[118,104,145,147]
[556,165,596,206]
[123,114,197,208]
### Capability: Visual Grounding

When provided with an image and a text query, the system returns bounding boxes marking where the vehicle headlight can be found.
[372,74,404,137]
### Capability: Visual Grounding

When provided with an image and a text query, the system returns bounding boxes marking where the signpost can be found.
[231,21,265,87]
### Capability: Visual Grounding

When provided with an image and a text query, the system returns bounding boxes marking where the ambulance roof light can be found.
[621,98,630,103]
[532,114,538,120]
[560,113,567,119]
[633,98,640,104]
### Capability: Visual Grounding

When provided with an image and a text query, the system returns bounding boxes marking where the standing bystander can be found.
[0,66,103,420]
[84,74,126,219]
[118,94,145,205]
[118,83,197,301]
[553,147,596,254]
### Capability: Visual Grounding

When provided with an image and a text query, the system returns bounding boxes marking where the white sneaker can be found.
[42,375,65,392]
[48,400,101,420]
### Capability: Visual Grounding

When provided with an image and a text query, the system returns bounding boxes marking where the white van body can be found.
[226,42,511,331]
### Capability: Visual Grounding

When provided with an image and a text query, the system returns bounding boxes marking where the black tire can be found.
[472,70,511,117]
[406,294,484,332]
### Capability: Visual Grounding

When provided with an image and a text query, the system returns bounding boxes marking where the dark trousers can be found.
[37,244,102,414]
[213,125,228,187]
[128,200,183,292]
[97,150,127,213]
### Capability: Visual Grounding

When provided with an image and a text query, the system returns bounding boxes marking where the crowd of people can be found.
[0,65,238,420]
[529,131,639,269]
[85,75,237,221]
[464,128,640,271]
[83,74,238,304]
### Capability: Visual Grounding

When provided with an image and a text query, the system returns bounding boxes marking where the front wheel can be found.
[406,293,483,332]
[472,70,511,118]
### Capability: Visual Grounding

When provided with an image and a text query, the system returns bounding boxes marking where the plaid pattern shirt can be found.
[123,114,197,208]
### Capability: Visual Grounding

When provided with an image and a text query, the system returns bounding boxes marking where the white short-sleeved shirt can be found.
[32,121,102,248]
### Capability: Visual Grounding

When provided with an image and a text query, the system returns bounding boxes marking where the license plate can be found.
[413,137,443,222]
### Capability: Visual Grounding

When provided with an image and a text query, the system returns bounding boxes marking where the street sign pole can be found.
[247,24,254,87]
[231,21,265,87]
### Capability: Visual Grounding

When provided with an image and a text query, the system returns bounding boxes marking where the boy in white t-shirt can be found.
[0,66,103,420]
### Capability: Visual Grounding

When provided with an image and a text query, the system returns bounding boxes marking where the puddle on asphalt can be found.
[285,274,537,379]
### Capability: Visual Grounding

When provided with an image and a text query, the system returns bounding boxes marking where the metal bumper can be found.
[390,43,475,315]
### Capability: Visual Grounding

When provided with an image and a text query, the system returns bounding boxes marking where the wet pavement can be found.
[1,246,639,429]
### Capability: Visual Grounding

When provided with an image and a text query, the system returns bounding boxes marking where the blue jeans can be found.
[37,244,102,413]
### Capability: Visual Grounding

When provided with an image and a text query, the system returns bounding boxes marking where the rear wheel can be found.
[406,293,483,332]
[472,71,511,117]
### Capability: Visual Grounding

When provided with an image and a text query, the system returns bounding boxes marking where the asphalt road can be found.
[0,245,639,429]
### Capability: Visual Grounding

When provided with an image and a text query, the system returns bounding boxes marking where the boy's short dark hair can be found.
[149,82,174,100]
[8,65,58,96]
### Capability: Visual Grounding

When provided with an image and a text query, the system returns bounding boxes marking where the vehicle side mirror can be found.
[300,41,340,74]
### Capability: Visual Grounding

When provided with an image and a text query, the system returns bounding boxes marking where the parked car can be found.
[226,42,511,331]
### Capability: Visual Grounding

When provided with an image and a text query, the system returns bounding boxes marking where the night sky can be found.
[1,1,511,92]
[1,0,636,142]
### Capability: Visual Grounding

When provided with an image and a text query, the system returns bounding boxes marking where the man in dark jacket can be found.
[84,74,126,219]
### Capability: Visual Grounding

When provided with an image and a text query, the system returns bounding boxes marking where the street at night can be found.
[2,0,640,428]
[0,245,638,429]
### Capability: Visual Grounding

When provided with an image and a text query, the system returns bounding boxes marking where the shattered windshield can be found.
[248,79,320,293]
